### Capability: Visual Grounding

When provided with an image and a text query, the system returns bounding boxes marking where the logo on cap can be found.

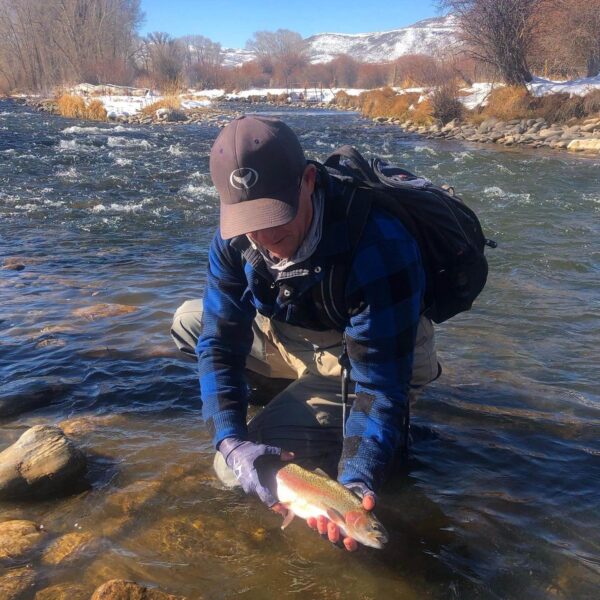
[229,168,259,190]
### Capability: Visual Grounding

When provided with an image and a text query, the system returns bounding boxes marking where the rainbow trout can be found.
[275,463,388,549]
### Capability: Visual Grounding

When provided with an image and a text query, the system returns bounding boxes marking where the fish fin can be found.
[326,507,345,525]
[313,468,329,477]
[281,508,295,530]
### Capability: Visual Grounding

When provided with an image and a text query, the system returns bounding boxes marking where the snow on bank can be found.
[528,74,600,97]
[63,72,600,118]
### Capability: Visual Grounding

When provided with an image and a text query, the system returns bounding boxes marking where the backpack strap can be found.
[313,178,374,330]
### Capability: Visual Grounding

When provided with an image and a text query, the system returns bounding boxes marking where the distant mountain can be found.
[220,15,459,67]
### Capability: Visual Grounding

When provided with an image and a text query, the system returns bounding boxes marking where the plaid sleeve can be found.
[197,232,256,447]
[337,210,425,492]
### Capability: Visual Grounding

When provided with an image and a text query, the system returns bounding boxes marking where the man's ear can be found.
[303,163,317,193]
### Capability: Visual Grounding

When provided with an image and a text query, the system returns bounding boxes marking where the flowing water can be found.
[0,100,599,599]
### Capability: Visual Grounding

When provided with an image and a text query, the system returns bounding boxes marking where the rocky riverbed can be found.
[372,114,600,153]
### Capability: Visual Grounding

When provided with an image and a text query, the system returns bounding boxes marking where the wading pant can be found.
[171,299,440,486]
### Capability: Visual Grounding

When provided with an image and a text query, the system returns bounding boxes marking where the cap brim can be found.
[220,192,299,240]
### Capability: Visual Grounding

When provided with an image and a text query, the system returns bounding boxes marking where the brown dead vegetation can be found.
[57,94,86,118]
[139,96,182,116]
[56,94,107,121]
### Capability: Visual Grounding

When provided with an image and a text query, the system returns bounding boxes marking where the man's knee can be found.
[171,299,203,356]
[410,316,441,388]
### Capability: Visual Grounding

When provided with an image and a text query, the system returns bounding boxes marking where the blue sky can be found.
[139,0,441,48]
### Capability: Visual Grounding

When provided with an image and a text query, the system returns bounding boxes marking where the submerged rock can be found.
[0,566,35,600]
[0,520,46,563]
[41,531,94,565]
[0,376,70,418]
[91,579,186,600]
[34,582,88,600]
[0,425,86,500]
[72,303,138,320]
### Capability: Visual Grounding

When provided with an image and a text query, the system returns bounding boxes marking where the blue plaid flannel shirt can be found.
[197,198,425,493]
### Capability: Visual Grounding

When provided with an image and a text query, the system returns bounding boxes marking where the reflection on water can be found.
[1,100,599,598]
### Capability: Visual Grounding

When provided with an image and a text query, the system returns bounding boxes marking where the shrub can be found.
[57,94,86,118]
[482,86,531,121]
[431,85,464,124]
[86,99,107,121]
[140,96,182,116]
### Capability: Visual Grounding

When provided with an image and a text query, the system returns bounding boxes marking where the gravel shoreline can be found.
[371,114,600,154]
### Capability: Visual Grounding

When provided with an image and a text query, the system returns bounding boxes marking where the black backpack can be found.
[316,145,497,327]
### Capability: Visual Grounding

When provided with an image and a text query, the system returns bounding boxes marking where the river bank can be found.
[11,92,600,156]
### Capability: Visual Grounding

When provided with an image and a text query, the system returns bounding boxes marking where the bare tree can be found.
[180,35,222,88]
[537,0,600,77]
[0,0,142,91]
[246,29,309,87]
[440,0,540,85]
[142,31,185,87]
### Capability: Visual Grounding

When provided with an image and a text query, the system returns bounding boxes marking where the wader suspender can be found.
[339,333,351,437]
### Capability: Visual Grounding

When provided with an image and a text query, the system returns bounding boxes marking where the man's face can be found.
[247,165,316,260]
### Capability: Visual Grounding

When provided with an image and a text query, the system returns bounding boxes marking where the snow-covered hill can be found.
[220,15,459,67]
[307,15,459,64]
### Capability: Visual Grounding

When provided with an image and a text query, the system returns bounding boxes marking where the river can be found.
[1,99,599,599]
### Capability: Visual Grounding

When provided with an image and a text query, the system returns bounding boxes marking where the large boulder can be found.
[155,108,187,122]
[0,426,86,500]
[91,580,187,599]
[567,139,600,152]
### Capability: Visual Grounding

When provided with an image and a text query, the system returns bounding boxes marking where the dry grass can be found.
[57,94,86,118]
[358,88,422,120]
[482,86,531,121]
[333,90,356,109]
[410,99,434,125]
[531,93,585,123]
[56,94,107,121]
[582,89,600,116]
[140,96,182,116]
[86,99,107,121]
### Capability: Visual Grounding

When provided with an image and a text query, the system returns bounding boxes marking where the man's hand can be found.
[219,438,293,507]
[306,482,376,552]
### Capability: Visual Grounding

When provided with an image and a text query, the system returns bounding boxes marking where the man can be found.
[171,115,439,551]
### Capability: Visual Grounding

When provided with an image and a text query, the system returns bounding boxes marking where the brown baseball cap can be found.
[209,115,307,240]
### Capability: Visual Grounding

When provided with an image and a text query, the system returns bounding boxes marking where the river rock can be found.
[72,303,138,320]
[0,566,35,599]
[41,531,94,565]
[34,582,88,600]
[0,376,72,418]
[0,520,46,563]
[567,139,600,152]
[90,580,186,600]
[0,425,86,500]
[156,108,187,122]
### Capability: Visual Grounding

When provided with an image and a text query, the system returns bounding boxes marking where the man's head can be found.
[210,115,317,259]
